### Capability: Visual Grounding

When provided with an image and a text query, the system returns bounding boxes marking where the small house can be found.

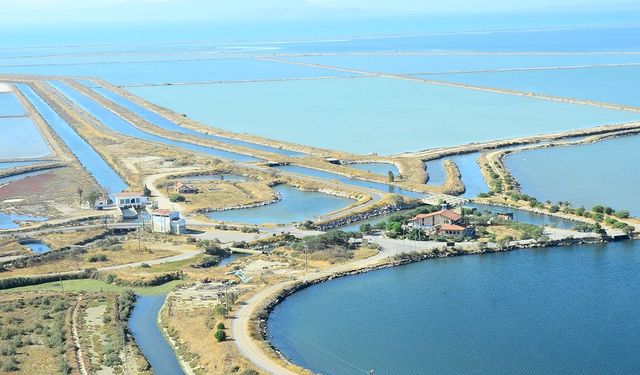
[436,224,475,238]
[150,209,186,234]
[175,181,199,194]
[115,192,148,209]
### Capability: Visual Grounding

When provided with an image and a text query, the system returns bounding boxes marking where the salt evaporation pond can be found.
[17,84,128,195]
[130,77,640,154]
[88,83,302,157]
[0,117,50,159]
[0,92,27,117]
[49,81,259,162]
[427,66,640,108]
[0,212,47,230]
[269,240,640,375]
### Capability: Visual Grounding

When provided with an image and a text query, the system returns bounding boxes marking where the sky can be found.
[1,0,637,25]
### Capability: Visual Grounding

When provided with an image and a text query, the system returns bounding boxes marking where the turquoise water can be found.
[0,213,47,230]
[128,295,184,375]
[505,136,640,216]
[0,117,50,159]
[48,81,259,162]
[348,163,399,176]
[0,92,26,117]
[17,84,128,195]
[0,58,352,86]
[426,66,640,107]
[130,77,640,155]
[274,165,425,198]
[207,185,354,224]
[269,241,640,375]
[88,84,302,157]
[286,53,640,75]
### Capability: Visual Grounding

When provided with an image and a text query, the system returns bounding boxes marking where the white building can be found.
[115,192,148,209]
[150,209,187,234]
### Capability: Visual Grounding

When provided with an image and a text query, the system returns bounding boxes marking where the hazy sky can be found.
[1,0,633,24]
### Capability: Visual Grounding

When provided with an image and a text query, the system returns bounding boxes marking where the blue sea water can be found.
[17,84,128,195]
[269,241,640,375]
[505,135,640,216]
[207,184,354,224]
[130,77,640,155]
[425,66,640,107]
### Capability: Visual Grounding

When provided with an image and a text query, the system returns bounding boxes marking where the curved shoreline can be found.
[233,232,617,375]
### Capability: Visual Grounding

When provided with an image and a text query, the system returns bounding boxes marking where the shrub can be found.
[88,254,108,262]
[169,194,186,202]
[216,322,225,330]
[214,329,227,342]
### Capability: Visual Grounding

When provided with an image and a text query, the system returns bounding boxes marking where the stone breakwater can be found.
[257,235,611,366]
[315,201,421,231]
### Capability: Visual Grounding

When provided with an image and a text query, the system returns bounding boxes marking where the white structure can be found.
[407,209,462,230]
[115,192,148,209]
[150,209,187,234]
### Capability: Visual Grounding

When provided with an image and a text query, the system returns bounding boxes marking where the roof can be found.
[152,209,178,216]
[410,209,461,221]
[175,181,185,188]
[116,191,144,197]
[440,223,466,231]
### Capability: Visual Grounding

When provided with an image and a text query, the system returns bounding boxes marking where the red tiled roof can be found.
[440,223,466,231]
[410,209,461,221]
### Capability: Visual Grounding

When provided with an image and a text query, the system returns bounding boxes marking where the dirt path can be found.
[71,296,89,375]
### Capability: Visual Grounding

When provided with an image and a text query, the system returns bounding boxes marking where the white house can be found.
[150,209,187,234]
[115,192,148,209]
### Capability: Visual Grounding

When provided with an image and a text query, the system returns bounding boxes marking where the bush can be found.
[216,322,226,330]
[169,194,186,202]
[214,329,227,342]
[614,210,630,219]
[88,254,108,262]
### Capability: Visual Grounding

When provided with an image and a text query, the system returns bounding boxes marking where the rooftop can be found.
[410,209,462,221]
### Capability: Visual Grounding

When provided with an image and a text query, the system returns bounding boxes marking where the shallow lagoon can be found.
[0,212,47,230]
[131,77,640,155]
[17,84,128,195]
[505,136,640,216]
[427,66,640,108]
[269,240,640,375]
[0,117,50,159]
[207,184,354,224]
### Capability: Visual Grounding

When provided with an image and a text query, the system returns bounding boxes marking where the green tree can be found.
[592,205,604,213]
[359,223,372,234]
[216,322,225,330]
[86,191,100,206]
[549,205,559,213]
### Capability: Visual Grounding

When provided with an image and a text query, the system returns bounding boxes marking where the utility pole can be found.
[224,282,230,317]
